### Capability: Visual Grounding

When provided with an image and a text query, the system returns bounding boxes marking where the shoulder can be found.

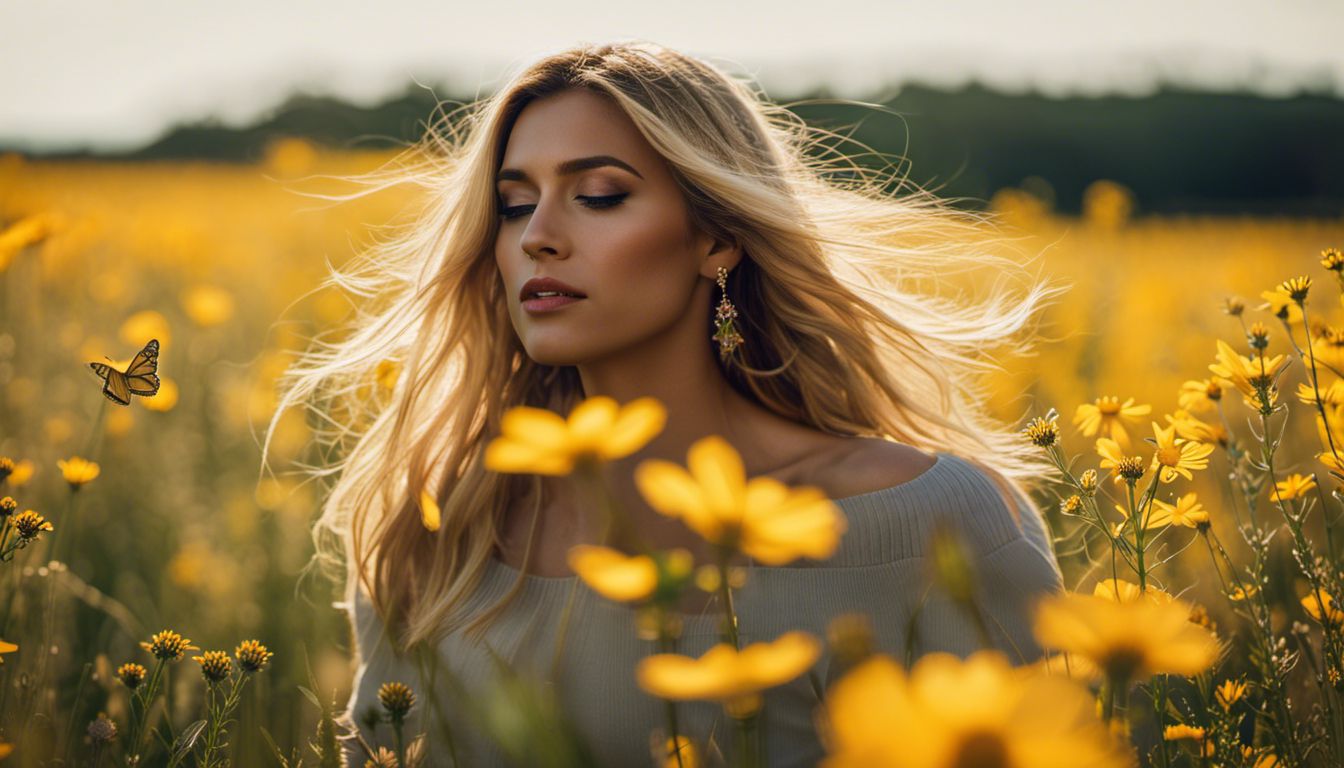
[800,436,939,500]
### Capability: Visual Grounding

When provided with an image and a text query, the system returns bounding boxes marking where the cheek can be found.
[587,215,697,322]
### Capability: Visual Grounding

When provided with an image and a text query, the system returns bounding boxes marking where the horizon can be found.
[2,0,1339,153]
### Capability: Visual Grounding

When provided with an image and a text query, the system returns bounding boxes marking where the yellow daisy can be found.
[1033,591,1218,683]
[1215,679,1246,710]
[1177,378,1221,413]
[1073,396,1151,452]
[1147,421,1214,483]
[634,436,846,565]
[1270,473,1316,503]
[1301,589,1343,627]
[636,631,821,717]
[1296,379,1344,407]
[484,395,667,476]
[1209,339,1288,409]
[818,650,1129,768]
[1146,493,1210,529]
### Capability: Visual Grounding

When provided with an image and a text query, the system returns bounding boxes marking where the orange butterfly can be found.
[88,339,161,406]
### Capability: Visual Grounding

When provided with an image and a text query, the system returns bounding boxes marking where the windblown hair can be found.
[263,40,1069,656]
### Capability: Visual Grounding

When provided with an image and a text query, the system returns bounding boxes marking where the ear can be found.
[697,233,743,281]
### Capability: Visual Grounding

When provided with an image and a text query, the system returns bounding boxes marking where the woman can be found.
[267,40,1068,766]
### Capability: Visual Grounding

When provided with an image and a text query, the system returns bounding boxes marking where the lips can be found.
[520,276,587,302]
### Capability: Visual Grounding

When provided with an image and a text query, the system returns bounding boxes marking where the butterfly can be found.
[88,338,161,406]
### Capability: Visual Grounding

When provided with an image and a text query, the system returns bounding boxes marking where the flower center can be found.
[950,730,1011,768]
[1157,445,1183,467]
[1098,398,1121,416]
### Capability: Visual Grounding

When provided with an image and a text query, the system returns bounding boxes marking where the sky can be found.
[2,0,1340,152]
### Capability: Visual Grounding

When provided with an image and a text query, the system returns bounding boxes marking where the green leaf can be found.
[166,719,208,768]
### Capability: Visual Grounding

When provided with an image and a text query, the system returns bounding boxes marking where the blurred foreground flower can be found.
[568,544,659,602]
[636,631,821,717]
[485,395,666,475]
[818,650,1130,768]
[1033,591,1218,684]
[634,435,847,565]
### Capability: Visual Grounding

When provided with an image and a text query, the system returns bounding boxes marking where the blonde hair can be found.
[263,40,1069,655]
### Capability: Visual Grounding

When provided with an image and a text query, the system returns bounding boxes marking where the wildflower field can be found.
[0,141,1342,766]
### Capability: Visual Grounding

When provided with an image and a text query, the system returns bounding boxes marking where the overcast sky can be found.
[2,0,1340,152]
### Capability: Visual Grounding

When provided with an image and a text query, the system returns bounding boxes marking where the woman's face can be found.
[494,88,712,367]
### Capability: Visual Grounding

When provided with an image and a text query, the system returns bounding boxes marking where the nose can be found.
[518,198,568,262]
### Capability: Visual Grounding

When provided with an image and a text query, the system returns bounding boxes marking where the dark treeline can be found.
[13,81,1344,216]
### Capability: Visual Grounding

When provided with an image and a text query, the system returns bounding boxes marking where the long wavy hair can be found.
[263,40,1070,655]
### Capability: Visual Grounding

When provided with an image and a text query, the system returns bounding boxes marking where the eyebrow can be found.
[496,155,645,185]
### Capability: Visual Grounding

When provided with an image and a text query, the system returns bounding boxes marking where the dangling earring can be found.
[712,266,745,362]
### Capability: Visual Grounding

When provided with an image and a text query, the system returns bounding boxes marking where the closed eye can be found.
[498,194,628,220]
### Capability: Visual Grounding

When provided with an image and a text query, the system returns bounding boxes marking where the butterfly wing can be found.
[101,369,132,406]
[124,339,159,377]
[126,372,160,396]
[89,362,112,381]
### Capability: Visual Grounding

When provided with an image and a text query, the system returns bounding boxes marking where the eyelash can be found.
[497,194,628,220]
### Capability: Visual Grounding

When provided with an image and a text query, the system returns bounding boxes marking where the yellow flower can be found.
[1292,380,1340,408]
[1258,287,1304,324]
[180,284,235,327]
[4,459,33,487]
[12,510,54,542]
[1209,339,1288,409]
[818,650,1129,768]
[142,378,179,412]
[418,489,441,532]
[1215,679,1246,710]
[1228,583,1259,601]
[1073,396,1151,452]
[140,630,199,661]
[636,631,820,717]
[1147,493,1210,529]
[1094,438,1134,485]
[634,436,847,565]
[1177,378,1221,413]
[1270,473,1316,503]
[1147,421,1214,483]
[1301,589,1344,627]
[484,395,666,475]
[567,545,659,603]
[57,456,100,488]
[1033,592,1218,683]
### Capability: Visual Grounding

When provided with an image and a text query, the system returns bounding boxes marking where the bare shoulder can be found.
[801,436,940,500]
